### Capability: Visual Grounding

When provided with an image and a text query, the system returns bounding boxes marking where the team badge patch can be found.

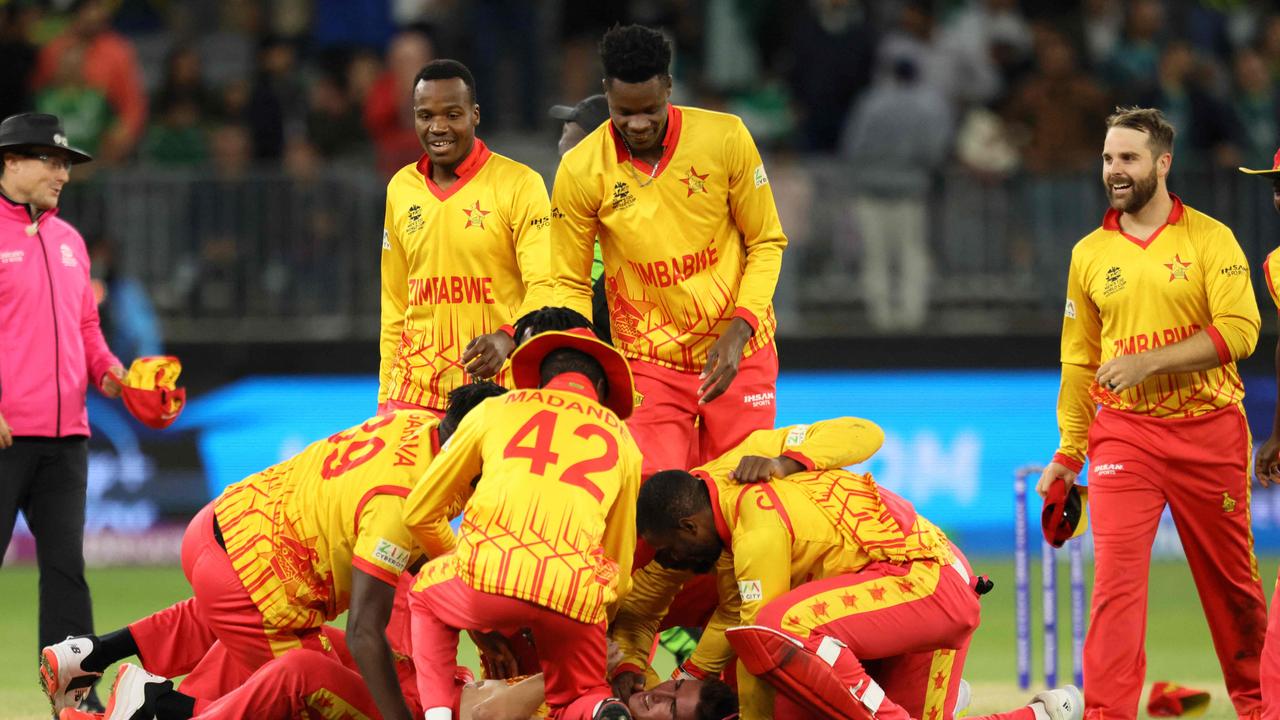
[372,539,411,572]
[785,425,810,447]
[381,229,390,251]
[739,580,763,602]
[1164,254,1192,281]
[1064,299,1076,319]
[753,164,768,188]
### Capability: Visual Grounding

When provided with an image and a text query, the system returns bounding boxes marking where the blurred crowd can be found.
[7,0,1280,176]
[8,0,1280,335]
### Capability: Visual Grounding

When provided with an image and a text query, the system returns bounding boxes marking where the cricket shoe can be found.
[594,698,634,720]
[40,636,101,713]
[101,664,170,720]
[1033,685,1085,720]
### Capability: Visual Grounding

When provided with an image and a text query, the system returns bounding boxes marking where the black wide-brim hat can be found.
[0,113,93,164]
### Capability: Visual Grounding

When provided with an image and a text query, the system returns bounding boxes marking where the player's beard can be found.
[1105,166,1159,214]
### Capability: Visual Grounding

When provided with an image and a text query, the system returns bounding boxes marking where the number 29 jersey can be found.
[214,411,441,635]
[407,378,643,624]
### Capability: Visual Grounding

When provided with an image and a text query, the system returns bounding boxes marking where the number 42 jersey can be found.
[406,377,644,625]
[214,410,441,636]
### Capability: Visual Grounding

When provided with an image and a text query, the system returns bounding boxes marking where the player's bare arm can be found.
[1257,335,1280,488]
[462,330,516,379]
[0,410,11,449]
[1095,331,1219,392]
[347,569,415,720]
[727,455,804,483]
[698,317,753,403]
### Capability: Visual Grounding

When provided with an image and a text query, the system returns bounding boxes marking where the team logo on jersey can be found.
[60,243,77,267]
[463,201,489,230]
[679,166,709,196]
[611,181,637,211]
[605,270,656,344]
[1064,299,1076,319]
[1104,266,1126,297]
[1164,254,1191,281]
[1222,492,1237,513]
[373,538,412,572]
[406,204,425,234]
[381,229,390,251]
[739,580,763,602]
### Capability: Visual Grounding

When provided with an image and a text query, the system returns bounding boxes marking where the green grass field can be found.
[1,558,1276,720]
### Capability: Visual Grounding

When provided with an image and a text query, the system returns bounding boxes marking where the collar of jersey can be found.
[1101,192,1184,249]
[0,188,53,224]
[692,468,733,548]
[416,137,492,202]
[610,104,683,180]
[543,372,601,402]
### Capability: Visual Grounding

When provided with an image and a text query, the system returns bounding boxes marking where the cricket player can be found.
[628,464,1080,720]
[1240,149,1280,720]
[380,58,554,415]
[550,24,787,477]
[609,417,886,685]
[405,328,643,720]
[1039,107,1266,720]
[41,382,506,720]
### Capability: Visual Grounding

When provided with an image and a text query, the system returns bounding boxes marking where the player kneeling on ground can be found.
[42,383,506,720]
[624,462,1081,720]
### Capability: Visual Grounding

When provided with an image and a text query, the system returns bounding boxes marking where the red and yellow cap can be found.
[508,328,634,419]
[1238,147,1280,177]
[121,356,187,430]
[1041,476,1088,548]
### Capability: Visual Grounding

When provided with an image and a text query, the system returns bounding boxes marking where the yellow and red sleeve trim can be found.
[352,557,401,587]
[780,450,815,472]
[612,662,646,680]
[732,307,760,334]
[498,324,515,338]
[416,138,493,201]
[1205,325,1232,365]
[351,485,412,536]
[1051,452,1084,473]
[675,659,713,681]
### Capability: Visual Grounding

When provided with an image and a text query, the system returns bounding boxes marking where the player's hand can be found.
[611,670,645,703]
[469,630,519,680]
[699,318,753,404]
[101,365,125,399]
[729,455,804,483]
[0,411,12,450]
[1095,354,1153,394]
[1036,462,1078,498]
[462,331,516,379]
[1255,435,1280,488]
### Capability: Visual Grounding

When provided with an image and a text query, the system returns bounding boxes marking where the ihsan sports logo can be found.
[743,391,775,408]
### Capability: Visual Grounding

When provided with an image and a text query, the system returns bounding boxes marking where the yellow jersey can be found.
[610,417,891,676]
[213,411,440,651]
[1263,247,1280,315]
[550,106,787,372]
[380,139,555,412]
[407,373,644,624]
[1056,196,1260,465]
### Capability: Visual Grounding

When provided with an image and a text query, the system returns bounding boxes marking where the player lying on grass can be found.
[41,382,506,720]
[621,461,1084,720]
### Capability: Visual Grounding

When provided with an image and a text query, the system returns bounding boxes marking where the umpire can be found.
[0,113,126,710]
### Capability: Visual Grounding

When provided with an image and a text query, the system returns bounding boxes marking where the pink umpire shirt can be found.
[0,192,120,437]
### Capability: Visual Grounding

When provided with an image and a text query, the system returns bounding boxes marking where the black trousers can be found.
[0,436,94,652]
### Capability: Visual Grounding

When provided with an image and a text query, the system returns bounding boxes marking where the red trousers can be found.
[192,649,378,720]
[410,577,610,720]
[758,550,980,720]
[1085,407,1265,720]
[1263,570,1280,720]
[627,344,778,478]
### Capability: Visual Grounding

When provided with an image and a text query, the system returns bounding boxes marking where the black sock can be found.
[83,629,139,673]
[153,689,195,720]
